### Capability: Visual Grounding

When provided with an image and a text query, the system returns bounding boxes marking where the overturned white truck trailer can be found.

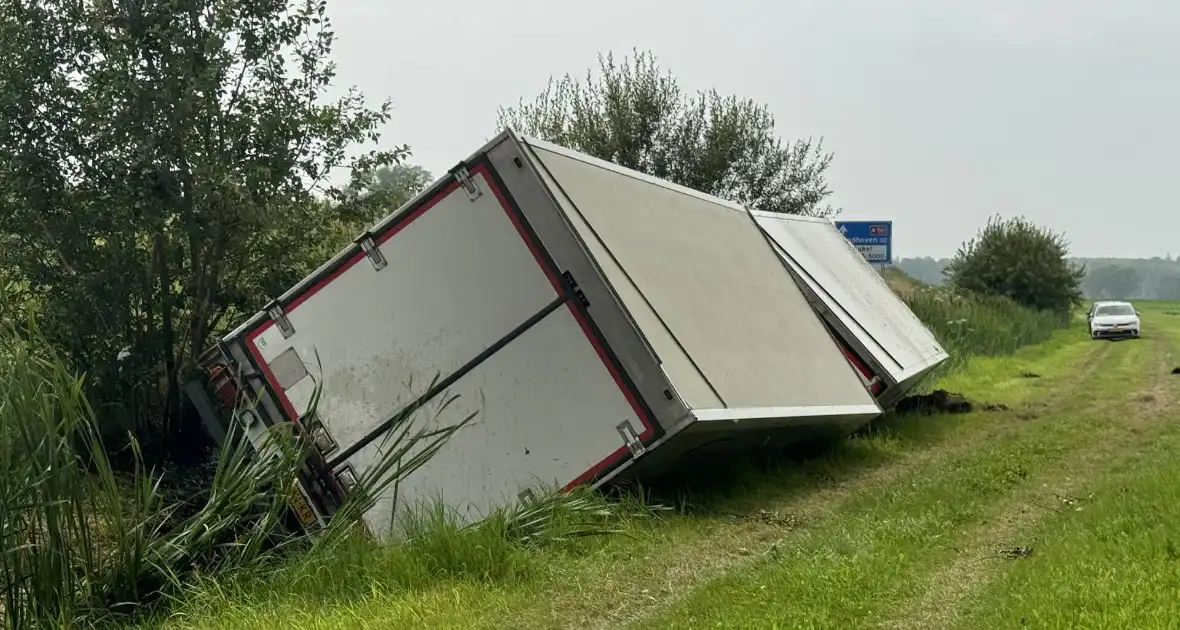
[751,212,948,409]
[200,131,882,537]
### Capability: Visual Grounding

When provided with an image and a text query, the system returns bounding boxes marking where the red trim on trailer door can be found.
[243,162,656,489]
[837,340,885,396]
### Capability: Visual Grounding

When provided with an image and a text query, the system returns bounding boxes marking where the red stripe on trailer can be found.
[243,162,656,493]
[839,342,874,381]
[836,338,885,395]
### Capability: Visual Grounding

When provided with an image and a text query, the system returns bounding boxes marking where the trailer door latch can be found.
[266,301,295,339]
[355,231,388,271]
[561,271,590,308]
[236,408,260,430]
[306,418,339,457]
[451,165,482,201]
[616,420,646,458]
[335,464,359,495]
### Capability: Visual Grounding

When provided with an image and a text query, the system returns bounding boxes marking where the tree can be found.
[1152,274,1180,300]
[347,164,434,210]
[944,216,1085,314]
[0,0,405,463]
[497,49,839,216]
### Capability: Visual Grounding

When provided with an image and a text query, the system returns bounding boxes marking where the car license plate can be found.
[1111,326,1122,331]
[290,486,318,528]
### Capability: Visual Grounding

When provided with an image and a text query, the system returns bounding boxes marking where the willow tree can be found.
[498,49,838,216]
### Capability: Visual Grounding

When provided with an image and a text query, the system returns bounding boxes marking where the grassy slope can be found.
[156,301,1161,628]
[646,301,1179,630]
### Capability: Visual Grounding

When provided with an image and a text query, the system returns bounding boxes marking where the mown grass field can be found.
[150,299,1180,629]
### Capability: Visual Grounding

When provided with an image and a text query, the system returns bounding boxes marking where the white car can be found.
[1089,301,1141,340]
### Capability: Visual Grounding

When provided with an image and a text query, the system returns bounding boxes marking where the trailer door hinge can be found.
[266,301,295,339]
[335,464,359,495]
[451,165,482,201]
[236,407,260,430]
[616,420,646,458]
[304,415,339,457]
[355,231,388,271]
[561,271,590,308]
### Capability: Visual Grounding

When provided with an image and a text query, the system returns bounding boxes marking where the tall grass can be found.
[0,317,336,627]
[166,486,662,624]
[899,281,1071,377]
[0,316,458,627]
[0,311,646,628]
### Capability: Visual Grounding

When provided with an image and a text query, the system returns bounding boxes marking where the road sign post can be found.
[833,221,893,267]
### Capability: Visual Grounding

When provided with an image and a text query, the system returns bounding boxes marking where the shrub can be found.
[943,215,1085,314]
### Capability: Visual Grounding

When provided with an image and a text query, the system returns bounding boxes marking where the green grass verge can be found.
[641,332,1155,629]
[952,428,1180,630]
[947,301,1180,630]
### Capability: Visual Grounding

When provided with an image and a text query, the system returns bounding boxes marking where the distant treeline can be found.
[895,255,1180,300]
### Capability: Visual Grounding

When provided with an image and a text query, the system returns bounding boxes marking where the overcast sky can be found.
[324,0,1178,260]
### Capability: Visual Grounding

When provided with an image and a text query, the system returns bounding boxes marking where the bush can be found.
[943,215,1085,314]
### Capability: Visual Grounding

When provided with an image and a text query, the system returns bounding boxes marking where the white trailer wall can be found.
[238,164,655,536]
[220,132,891,538]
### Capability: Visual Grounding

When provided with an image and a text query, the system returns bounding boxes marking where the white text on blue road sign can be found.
[834,221,893,265]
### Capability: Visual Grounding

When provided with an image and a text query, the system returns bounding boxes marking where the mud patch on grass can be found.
[994,545,1033,560]
[895,390,1010,416]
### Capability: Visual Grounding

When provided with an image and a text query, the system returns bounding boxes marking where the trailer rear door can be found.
[239,162,656,534]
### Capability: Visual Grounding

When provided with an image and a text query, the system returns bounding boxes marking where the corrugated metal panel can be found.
[524,141,877,412]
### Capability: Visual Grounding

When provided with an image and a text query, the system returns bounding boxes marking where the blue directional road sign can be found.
[834,221,893,265]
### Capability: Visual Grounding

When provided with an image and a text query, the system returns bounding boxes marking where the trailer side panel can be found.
[489,139,713,421]
[523,142,876,411]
